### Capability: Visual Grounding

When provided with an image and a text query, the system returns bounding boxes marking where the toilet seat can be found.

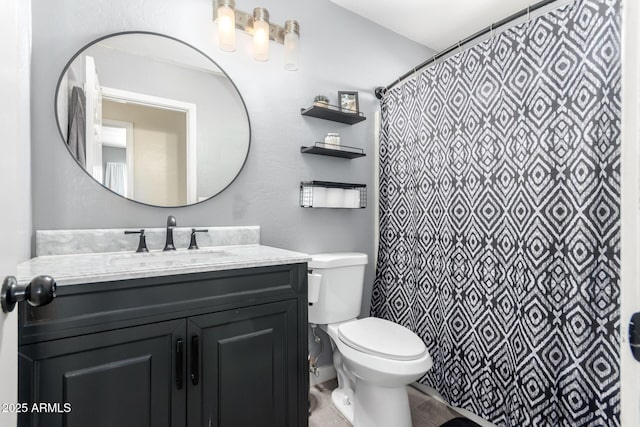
[338,317,427,361]
[323,320,432,388]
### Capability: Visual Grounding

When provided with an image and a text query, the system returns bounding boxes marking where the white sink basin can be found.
[108,248,233,268]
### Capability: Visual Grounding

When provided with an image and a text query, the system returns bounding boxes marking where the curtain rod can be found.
[375,0,568,100]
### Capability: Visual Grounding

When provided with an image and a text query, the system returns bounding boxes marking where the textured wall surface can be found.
[30,0,432,365]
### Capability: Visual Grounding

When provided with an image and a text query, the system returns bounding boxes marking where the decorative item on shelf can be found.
[314,95,329,108]
[300,181,366,209]
[338,91,359,114]
[213,0,300,69]
[324,133,340,148]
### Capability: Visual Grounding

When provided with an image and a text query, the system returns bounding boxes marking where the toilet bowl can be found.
[321,319,432,427]
[308,253,432,427]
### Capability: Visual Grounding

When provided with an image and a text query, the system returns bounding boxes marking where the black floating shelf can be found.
[300,104,366,125]
[302,181,366,189]
[301,142,366,159]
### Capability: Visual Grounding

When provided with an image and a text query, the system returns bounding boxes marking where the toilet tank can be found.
[307,253,368,325]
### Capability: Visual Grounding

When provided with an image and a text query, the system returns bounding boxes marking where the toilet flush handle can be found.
[307,272,322,304]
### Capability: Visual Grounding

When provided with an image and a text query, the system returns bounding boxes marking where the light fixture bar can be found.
[213,5,287,44]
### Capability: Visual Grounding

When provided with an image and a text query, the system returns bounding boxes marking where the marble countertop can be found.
[17,244,311,286]
[35,226,261,256]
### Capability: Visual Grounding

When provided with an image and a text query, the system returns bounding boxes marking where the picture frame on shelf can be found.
[338,91,359,114]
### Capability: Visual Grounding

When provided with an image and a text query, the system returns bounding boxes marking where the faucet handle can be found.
[124,229,149,253]
[188,229,209,250]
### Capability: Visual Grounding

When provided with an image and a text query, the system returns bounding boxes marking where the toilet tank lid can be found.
[309,253,368,269]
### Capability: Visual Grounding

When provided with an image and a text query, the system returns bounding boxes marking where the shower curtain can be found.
[104,162,127,197]
[371,0,620,425]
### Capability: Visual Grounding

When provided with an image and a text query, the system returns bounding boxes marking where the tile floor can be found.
[308,379,468,427]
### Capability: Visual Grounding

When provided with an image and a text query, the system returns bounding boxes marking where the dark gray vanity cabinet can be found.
[18,263,308,427]
[19,319,186,427]
[188,300,298,427]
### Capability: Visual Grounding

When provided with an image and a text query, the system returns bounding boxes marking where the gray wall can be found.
[30,0,433,366]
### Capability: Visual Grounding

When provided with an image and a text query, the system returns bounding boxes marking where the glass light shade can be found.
[284,31,299,71]
[253,19,269,62]
[217,4,236,52]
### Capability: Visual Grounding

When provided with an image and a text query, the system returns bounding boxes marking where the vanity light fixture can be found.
[283,20,299,71]
[212,0,300,70]
[216,0,236,52]
[252,7,269,61]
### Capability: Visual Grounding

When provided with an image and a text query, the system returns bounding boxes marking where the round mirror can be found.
[55,32,251,207]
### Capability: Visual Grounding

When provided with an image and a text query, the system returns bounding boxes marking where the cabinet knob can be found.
[1,275,57,313]
[191,335,200,385]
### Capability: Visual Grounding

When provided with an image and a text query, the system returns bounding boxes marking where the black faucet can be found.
[188,229,209,250]
[163,215,177,251]
[124,229,149,252]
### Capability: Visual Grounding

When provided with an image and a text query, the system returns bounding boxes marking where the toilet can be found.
[308,253,432,427]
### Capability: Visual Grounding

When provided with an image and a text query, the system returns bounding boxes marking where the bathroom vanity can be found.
[16,228,310,427]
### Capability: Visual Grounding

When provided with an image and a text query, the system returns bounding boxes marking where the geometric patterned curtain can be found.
[370,1,621,425]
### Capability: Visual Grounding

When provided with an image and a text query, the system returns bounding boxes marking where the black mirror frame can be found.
[54,31,252,209]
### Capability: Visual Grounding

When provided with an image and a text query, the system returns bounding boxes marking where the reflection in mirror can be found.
[56,32,250,207]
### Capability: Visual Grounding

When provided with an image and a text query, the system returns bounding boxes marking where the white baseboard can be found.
[410,383,497,427]
[309,365,337,387]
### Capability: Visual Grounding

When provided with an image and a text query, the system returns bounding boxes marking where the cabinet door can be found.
[187,300,298,427]
[19,319,186,427]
